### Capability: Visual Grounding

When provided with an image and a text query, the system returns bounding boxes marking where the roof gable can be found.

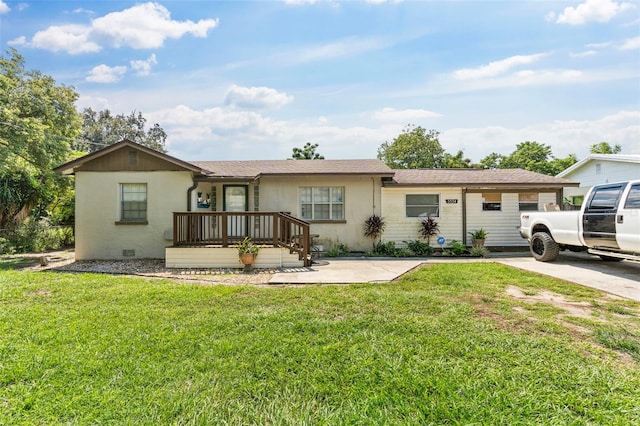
[54,140,206,175]
[557,154,640,178]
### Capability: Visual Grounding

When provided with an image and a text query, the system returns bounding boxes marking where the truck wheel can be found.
[530,232,559,262]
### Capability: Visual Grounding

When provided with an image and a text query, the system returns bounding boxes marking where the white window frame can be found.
[405,194,440,218]
[482,193,502,211]
[518,193,539,211]
[300,187,344,221]
[119,183,148,223]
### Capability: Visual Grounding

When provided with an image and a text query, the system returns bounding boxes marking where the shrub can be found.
[326,243,349,257]
[444,240,468,256]
[403,239,433,256]
[3,218,74,253]
[363,214,386,250]
[469,246,489,257]
[419,217,440,245]
[372,241,399,257]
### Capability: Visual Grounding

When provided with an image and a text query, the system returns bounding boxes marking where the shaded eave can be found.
[53,139,208,176]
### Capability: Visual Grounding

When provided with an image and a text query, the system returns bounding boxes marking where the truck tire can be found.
[530,232,560,262]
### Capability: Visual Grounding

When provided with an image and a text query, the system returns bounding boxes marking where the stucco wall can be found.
[75,171,193,259]
[194,176,383,252]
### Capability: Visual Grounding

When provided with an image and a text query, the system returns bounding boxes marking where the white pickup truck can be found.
[519,180,640,262]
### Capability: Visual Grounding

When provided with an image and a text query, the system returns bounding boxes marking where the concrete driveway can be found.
[270,252,640,302]
[495,251,640,302]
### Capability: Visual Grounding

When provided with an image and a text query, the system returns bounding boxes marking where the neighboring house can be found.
[382,169,576,248]
[557,154,640,207]
[54,140,577,267]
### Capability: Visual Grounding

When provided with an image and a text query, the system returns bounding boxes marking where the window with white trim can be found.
[120,183,147,222]
[519,193,538,211]
[300,187,344,220]
[406,194,439,217]
[482,193,501,211]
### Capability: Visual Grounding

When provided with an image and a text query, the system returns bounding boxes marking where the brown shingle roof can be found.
[191,159,394,178]
[388,168,578,187]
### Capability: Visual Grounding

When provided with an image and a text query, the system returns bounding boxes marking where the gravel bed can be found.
[30,251,283,285]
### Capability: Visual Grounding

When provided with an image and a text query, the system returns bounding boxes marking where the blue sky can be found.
[1,0,639,162]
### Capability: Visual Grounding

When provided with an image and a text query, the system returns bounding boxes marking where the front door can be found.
[224,185,248,237]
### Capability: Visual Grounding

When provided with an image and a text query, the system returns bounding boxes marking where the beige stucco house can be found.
[55,140,577,267]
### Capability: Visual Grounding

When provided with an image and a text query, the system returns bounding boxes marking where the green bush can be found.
[403,239,433,256]
[469,246,489,257]
[444,240,468,256]
[2,218,74,254]
[372,241,399,257]
[326,243,349,257]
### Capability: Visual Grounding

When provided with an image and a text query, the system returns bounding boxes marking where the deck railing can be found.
[172,211,311,265]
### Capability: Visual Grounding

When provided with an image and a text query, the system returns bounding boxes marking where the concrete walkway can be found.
[269,252,640,302]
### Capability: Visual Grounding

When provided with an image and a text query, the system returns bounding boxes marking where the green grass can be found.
[1,263,639,424]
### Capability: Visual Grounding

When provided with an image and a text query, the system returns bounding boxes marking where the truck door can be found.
[582,183,626,249]
[616,183,640,253]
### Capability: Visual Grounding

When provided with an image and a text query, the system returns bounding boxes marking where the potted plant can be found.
[469,228,488,247]
[237,236,260,268]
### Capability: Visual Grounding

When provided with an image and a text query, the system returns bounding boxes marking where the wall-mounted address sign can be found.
[445,199,458,204]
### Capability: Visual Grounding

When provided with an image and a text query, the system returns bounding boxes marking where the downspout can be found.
[372,177,376,215]
[462,187,468,246]
[186,176,199,211]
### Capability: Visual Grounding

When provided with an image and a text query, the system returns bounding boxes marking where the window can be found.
[406,194,439,217]
[120,183,147,222]
[588,185,623,210]
[482,193,501,211]
[300,187,344,220]
[595,163,601,174]
[624,184,640,209]
[519,193,538,211]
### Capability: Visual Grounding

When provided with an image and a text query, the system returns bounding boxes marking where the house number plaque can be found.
[445,199,458,204]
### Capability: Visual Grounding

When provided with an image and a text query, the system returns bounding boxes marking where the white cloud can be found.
[14,24,100,54]
[279,36,392,65]
[0,1,10,14]
[92,3,218,49]
[372,107,442,123]
[13,2,218,54]
[453,53,548,80]
[86,64,127,83]
[618,35,640,50]
[552,0,635,25]
[130,54,158,76]
[441,110,640,161]
[570,50,598,57]
[224,85,294,109]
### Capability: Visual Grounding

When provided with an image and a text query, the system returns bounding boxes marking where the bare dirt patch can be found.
[506,285,594,319]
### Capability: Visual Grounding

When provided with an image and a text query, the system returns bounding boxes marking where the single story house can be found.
[557,154,640,207]
[54,140,577,268]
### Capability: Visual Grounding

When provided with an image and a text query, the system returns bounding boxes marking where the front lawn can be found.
[0,263,638,424]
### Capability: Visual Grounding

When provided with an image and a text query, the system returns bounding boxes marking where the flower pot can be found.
[472,238,485,248]
[240,253,256,266]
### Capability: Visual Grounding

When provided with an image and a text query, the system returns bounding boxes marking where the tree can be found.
[291,142,324,160]
[481,141,577,176]
[377,125,445,169]
[0,48,81,229]
[590,142,621,154]
[75,108,167,153]
[441,150,473,168]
